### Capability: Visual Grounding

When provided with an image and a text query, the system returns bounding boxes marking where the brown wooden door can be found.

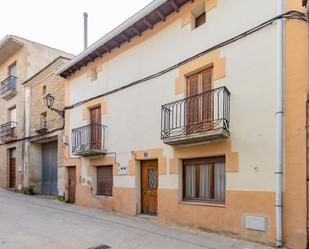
[68,167,76,203]
[9,159,16,188]
[186,68,213,133]
[89,107,101,149]
[9,148,16,189]
[141,160,158,215]
[97,166,113,196]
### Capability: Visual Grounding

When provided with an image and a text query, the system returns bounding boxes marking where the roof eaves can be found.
[56,0,180,77]
[22,56,71,85]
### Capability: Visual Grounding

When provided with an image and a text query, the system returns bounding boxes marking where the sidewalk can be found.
[0,190,274,249]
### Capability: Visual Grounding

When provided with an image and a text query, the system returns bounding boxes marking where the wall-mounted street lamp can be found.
[43,93,64,117]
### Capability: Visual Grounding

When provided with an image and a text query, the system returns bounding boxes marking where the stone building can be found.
[0,35,71,192]
[23,56,72,195]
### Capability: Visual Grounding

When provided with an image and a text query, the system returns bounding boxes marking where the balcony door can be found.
[8,63,16,77]
[186,67,213,133]
[9,107,16,125]
[8,63,17,91]
[90,106,101,150]
[9,107,16,136]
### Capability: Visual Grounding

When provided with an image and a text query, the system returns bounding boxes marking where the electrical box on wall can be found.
[17,165,23,172]
[118,163,128,175]
[116,153,130,175]
[245,215,267,232]
[62,135,69,145]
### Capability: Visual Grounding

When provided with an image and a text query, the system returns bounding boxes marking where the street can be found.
[0,190,273,249]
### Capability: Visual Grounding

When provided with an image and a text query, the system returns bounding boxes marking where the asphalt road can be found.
[0,190,273,249]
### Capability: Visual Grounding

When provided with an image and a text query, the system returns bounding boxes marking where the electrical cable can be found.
[0,10,306,145]
[65,10,306,110]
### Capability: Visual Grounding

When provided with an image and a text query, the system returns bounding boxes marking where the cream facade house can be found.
[23,56,72,195]
[0,35,72,193]
[57,0,308,248]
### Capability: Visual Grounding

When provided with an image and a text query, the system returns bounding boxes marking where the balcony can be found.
[161,86,230,145]
[72,123,107,156]
[0,121,17,142]
[0,76,17,100]
[35,120,48,134]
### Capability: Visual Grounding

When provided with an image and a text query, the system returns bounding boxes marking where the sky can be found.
[0,0,153,55]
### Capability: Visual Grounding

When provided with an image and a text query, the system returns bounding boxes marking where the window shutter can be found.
[97,166,113,196]
[195,12,206,28]
[201,69,212,92]
[187,74,199,97]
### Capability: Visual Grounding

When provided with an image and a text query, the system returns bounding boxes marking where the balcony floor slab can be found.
[162,128,230,145]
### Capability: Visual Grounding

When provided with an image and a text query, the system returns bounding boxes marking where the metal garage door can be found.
[42,141,58,195]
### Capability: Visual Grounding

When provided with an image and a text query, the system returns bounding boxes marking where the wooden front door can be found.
[141,160,158,215]
[68,167,76,203]
[186,68,213,133]
[89,106,101,149]
[9,148,16,189]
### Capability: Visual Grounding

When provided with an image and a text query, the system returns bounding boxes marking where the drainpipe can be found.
[275,0,284,248]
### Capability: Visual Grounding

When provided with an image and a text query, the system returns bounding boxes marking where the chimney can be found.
[83,12,88,50]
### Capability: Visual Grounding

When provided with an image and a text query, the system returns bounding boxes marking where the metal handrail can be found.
[161,86,230,139]
[0,75,17,96]
[72,123,107,154]
[0,121,17,137]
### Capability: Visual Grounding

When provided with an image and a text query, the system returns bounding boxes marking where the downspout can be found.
[276,0,284,248]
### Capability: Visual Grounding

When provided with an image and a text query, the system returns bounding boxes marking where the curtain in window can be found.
[200,164,211,199]
[185,165,195,198]
[214,163,225,201]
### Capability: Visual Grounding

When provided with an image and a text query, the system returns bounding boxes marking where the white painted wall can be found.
[68,0,278,191]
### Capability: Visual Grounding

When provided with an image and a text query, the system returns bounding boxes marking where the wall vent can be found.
[245,215,267,232]
[88,244,111,249]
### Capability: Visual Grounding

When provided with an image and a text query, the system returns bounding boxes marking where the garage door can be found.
[42,141,58,195]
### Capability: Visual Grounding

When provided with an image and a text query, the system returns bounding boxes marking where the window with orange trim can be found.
[183,156,226,203]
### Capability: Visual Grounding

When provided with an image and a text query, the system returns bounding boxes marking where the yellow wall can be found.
[282,1,309,248]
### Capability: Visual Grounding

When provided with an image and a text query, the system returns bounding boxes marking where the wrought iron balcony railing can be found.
[72,123,107,156]
[161,86,230,144]
[36,120,48,134]
[0,76,17,99]
[0,121,17,141]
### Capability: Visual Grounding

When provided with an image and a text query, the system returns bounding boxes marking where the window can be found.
[183,156,225,203]
[42,85,46,95]
[195,12,206,28]
[97,166,113,196]
[90,68,98,81]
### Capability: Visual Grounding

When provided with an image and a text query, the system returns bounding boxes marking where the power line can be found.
[65,10,306,110]
[1,10,306,145]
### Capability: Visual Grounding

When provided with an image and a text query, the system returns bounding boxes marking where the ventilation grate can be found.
[88,244,111,249]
